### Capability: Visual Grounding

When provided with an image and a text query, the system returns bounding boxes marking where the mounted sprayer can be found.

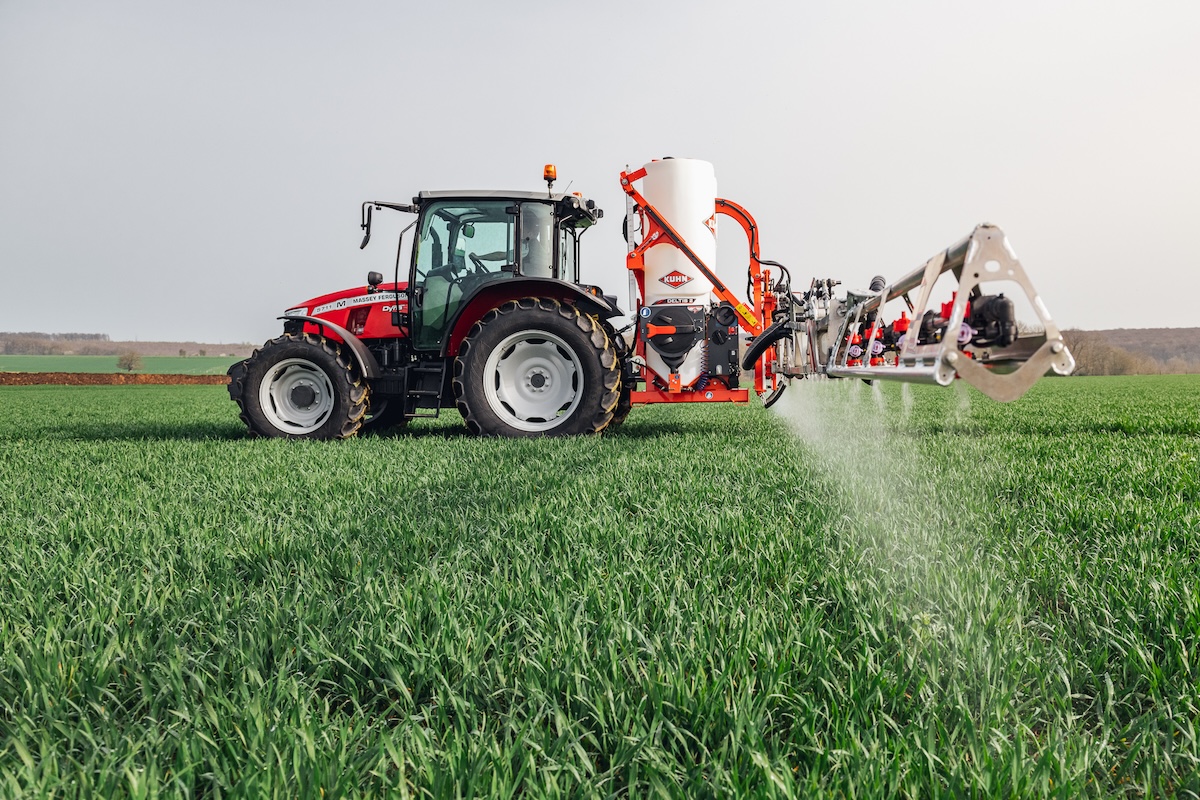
[619,158,1075,409]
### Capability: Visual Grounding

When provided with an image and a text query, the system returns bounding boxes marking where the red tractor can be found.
[228,160,1074,438]
[228,179,630,439]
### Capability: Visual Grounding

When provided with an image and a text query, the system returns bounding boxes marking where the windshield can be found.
[519,204,554,278]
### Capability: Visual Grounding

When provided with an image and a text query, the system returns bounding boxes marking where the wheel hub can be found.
[290,383,317,408]
[483,331,583,431]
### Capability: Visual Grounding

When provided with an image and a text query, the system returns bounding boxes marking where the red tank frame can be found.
[619,167,780,404]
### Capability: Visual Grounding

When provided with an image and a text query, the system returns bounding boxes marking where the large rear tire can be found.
[453,298,620,437]
[228,333,369,439]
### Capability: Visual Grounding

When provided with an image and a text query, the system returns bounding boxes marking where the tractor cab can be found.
[407,190,603,350]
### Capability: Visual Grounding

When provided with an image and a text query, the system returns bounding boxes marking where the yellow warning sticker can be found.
[734,303,759,328]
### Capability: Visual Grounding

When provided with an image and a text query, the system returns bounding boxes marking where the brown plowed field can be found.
[0,373,230,386]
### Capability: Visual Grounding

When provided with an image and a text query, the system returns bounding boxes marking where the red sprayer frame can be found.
[619,167,778,404]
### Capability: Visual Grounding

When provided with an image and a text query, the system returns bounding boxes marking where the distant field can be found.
[0,376,1197,797]
[0,354,241,375]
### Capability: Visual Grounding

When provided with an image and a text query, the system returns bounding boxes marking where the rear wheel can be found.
[228,333,368,439]
[762,379,788,408]
[453,298,620,436]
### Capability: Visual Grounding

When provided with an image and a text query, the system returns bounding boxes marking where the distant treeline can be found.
[1,332,111,340]
[2,333,113,355]
[2,330,1196,375]
[1089,327,1200,366]
[1062,329,1200,376]
[1,333,254,358]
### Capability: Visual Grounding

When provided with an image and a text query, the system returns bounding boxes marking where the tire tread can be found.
[227,332,368,439]
[452,297,620,436]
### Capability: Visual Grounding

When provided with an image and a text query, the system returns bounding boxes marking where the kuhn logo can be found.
[659,270,693,288]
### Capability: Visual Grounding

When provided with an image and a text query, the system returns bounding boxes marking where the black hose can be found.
[741,319,791,371]
[762,382,787,408]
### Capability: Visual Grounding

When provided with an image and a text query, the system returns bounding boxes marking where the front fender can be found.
[279,315,382,379]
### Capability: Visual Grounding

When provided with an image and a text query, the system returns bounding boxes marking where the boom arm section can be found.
[765,224,1075,402]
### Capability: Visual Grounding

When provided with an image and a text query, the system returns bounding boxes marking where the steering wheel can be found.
[468,253,489,275]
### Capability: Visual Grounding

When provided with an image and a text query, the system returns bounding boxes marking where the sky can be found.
[2,0,1197,343]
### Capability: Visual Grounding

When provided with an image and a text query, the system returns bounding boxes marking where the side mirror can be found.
[360,204,373,249]
[461,223,475,239]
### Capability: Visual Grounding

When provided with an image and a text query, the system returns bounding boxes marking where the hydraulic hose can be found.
[741,319,791,371]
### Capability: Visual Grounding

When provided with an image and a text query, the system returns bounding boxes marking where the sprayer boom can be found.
[756,224,1075,403]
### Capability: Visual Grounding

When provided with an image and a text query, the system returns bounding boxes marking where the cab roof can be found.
[417,190,580,203]
[414,189,602,224]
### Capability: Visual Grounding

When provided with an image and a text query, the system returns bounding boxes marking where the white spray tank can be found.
[637,158,718,387]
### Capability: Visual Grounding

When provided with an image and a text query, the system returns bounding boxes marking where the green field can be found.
[0,377,1197,797]
[0,354,241,375]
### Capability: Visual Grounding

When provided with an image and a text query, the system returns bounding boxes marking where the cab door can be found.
[410,200,516,351]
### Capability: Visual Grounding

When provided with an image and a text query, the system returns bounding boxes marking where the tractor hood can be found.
[284,282,406,318]
[283,281,408,340]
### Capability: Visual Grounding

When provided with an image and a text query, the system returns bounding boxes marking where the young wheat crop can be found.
[0,378,1196,797]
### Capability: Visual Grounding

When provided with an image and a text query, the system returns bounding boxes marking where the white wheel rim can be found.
[259,358,335,435]
[483,330,582,432]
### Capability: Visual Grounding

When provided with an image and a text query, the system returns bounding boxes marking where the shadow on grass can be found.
[361,423,472,441]
[12,422,475,443]
[34,415,1185,444]
[891,419,1199,438]
[601,421,696,439]
[380,416,706,441]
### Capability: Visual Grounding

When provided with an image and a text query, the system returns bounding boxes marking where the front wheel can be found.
[228,333,369,439]
[453,298,620,437]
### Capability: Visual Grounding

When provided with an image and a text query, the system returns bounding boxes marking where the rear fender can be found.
[442,278,622,357]
[279,315,382,379]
